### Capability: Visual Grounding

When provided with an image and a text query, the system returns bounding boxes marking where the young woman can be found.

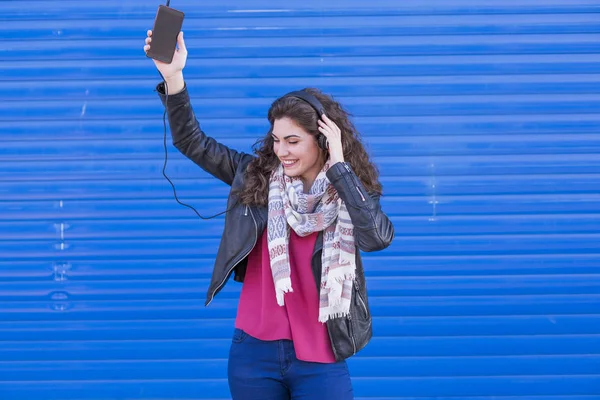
[144,31,394,400]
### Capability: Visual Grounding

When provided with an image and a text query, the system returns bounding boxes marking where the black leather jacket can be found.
[158,83,394,360]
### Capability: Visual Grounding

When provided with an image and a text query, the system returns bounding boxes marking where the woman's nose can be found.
[276,143,288,156]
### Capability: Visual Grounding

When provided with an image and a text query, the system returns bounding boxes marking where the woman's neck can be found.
[299,157,327,193]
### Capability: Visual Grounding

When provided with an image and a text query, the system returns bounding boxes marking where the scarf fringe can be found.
[318,308,351,323]
[324,270,356,290]
[275,277,293,306]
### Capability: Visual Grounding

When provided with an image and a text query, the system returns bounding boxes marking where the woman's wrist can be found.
[163,72,185,95]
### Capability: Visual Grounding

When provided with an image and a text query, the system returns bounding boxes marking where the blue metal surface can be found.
[1,0,600,399]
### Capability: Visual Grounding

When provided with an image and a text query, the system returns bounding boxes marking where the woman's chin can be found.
[283,164,301,175]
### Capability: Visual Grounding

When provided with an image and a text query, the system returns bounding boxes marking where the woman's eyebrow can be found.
[272,133,301,140]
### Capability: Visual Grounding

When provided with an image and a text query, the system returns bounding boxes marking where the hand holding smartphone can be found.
[146,5,185,64]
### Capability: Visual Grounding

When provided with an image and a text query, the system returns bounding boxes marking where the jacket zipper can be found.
[356,186,366,201]
[206,205,257,306]
[347,314,357,356]
[354,280,368,318]
[342,162,366,202]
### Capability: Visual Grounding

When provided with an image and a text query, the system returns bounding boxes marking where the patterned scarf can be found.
[267,162,356,323]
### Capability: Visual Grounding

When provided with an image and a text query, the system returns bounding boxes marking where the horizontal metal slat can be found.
[0,379,230,400]
[1,314,600,341]
[4,156,600,183]
[4,135,600,163]
[2,253,599,283]
[1,335,600,361]
[1,194,600,222]
[2,274,600,301]
[1,378,599,400]
[9,74,600,101]
[6,54,600,81]
[4,0,600,20]
[1,233,600,259]
[3,213,600,242]
[5,14,600,40]
[4,114,600,142]
[4,34,600,62]
[2,355,600,381]
[1,175,598,202]
[2,377,598,400]
[2,295,599,321]
[5,94,600,122]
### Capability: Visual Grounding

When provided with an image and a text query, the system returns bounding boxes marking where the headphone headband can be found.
[281,90,326,116]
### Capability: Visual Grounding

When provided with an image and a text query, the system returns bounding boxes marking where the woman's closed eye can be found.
[273,138,298,145]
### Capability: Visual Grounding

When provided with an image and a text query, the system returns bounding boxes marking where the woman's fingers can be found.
[321,114,341,134]
[318,119,339,137]
[176,32,186,53]
[144,31,152,53]
[317,120,331,133]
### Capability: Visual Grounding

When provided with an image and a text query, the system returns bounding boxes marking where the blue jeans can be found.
[228,328,354,399]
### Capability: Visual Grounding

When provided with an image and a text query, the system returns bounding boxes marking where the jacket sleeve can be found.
[326,161,395,252]
[157,82,254,186]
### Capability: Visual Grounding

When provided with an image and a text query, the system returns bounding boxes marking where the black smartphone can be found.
[146,5,185,64]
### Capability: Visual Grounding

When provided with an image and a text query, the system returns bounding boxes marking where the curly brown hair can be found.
[238,88,383,206]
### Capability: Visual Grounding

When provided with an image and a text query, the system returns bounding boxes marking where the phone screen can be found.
[147,6,185,64]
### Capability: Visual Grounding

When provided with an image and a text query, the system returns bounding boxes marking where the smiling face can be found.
[272,117,325,191]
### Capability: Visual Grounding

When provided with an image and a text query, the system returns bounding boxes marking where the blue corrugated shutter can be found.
[1,0,600,398]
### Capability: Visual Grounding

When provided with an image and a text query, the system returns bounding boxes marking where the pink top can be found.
[235,229,337,363]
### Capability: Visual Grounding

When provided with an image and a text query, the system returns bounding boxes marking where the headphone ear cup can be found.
[317,134,329,150]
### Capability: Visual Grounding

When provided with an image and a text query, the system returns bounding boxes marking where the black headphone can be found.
[280,90,329,150]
